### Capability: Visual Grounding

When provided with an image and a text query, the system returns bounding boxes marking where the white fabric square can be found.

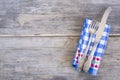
[89,46,93,50]
[103,32,108,36]
[84,36,89,41]
[100,40,106,45]
[82,44,86,49]
[97,48,103,53]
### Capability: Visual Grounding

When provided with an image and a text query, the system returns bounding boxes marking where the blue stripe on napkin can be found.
[72,18,110,75]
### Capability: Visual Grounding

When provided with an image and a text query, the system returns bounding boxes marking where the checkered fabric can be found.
[72,18,110,75]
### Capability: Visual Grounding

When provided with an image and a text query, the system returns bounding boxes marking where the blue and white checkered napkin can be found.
[72,18,110,75]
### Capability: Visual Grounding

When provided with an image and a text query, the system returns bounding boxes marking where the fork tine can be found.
[95,15,101,29]
[91,20,95,28]
[90,14,100,30]
[96,22,99,30]
[92,21,95,29]
[93,20,97,29]
[89,21,92,28]
[94,21,98,30]
[94,15,100,30]
[90,20,93,28]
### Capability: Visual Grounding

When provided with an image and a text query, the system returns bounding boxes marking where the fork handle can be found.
[78,34,93,70]
[83,42,98,72]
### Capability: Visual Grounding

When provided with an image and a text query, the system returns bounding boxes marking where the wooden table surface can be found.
[0,0,120,80]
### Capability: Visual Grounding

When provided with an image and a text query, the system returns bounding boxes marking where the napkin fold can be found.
[72,18,110,75]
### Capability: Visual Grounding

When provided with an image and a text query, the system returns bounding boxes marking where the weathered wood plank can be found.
[0,37,78,50]
[0,0,119,35]
[0,37,119,53]
[0,36,120,80]
[0,48,120,80]
[0,0,120,80]
[0,36,120,79]
[0,14,119,35]
[0,34,120,37]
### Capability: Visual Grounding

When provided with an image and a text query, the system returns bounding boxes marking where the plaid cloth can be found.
[72,18,110,75]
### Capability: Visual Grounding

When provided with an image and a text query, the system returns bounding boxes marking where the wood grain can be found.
[0,0,120,80]
[0,0,119,35]
[0,37,119,51]
[0,37,120,80]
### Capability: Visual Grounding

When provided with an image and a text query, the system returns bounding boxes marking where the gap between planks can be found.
[0,34,119,37]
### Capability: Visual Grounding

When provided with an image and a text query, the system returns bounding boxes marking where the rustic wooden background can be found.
[0,0,120,80]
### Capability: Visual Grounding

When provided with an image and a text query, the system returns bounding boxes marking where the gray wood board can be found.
[0,37,119,52]
[0,37,120,80]
[0,0,119,35]
[0,0,120,80]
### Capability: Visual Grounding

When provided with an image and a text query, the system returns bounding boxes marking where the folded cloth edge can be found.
[72,18,110,75]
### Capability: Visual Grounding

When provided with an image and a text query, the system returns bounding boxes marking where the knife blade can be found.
[95,7,112,42]
[83,7,112,72]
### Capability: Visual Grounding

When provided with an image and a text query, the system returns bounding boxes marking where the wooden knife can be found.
[83,7,112,72]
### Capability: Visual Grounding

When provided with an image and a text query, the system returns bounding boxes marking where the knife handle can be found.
[78,34,93,70]
[83,42,98,72]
